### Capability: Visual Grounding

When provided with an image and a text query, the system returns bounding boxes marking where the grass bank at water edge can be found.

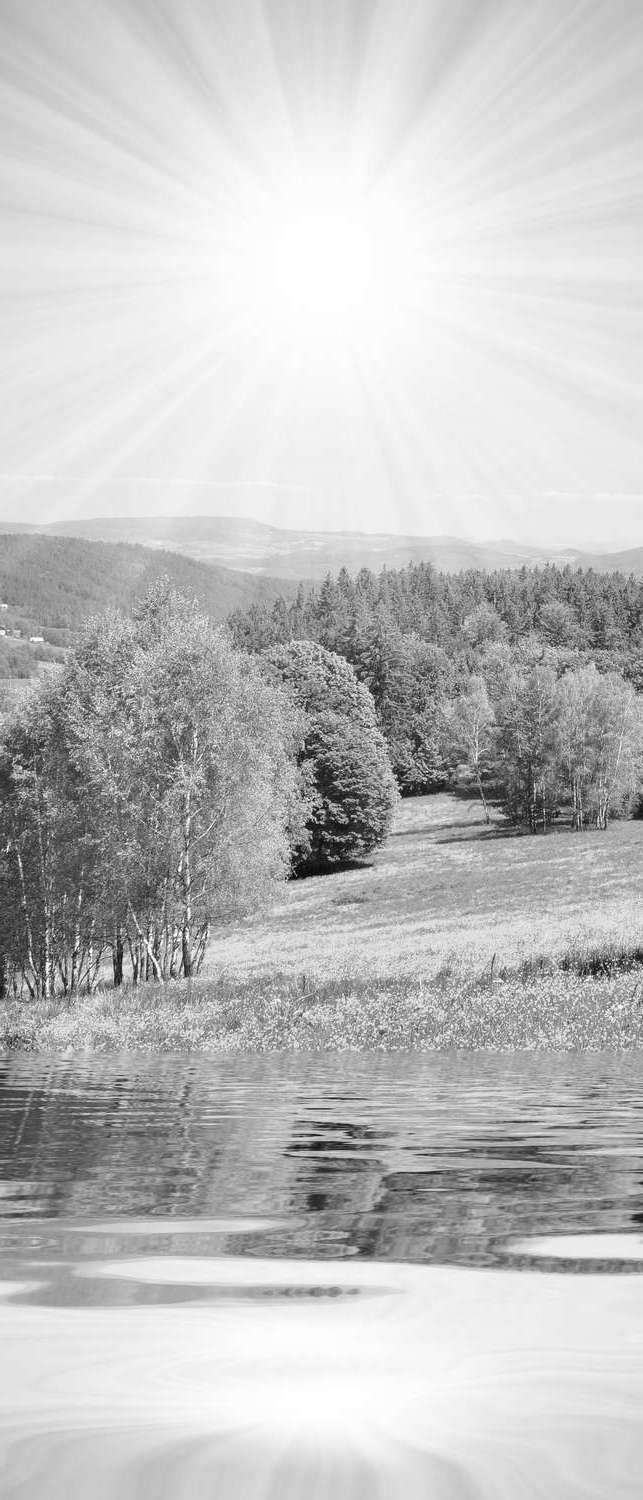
[3,795,641,1052]
[2,941,643,1053]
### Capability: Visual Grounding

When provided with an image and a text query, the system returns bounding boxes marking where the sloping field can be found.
[206,794,643,984]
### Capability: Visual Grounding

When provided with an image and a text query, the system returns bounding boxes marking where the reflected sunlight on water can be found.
[2,1250,643,1497]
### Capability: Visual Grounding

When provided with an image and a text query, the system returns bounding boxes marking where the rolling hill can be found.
[0,533,294,682]
[18,515,643,580]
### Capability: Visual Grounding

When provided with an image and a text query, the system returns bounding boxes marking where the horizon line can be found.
[0,511,640,555]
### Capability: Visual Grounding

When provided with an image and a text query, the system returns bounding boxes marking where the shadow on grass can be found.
[292,858,376,881]
[435,824,519,845]
[523,942,643,980]
[433,819,594,846]
[390,819,489,838]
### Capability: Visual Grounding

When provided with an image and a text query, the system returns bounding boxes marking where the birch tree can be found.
[442,676,495,823]
[0,583,306,993]
[554,665,641,830]
[492,662,559,831]
[67,583,306,982]
[0,683,106,999]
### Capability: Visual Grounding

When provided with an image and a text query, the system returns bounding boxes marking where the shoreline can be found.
[3,949,643,1053]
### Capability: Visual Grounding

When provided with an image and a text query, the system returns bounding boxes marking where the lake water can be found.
[1,1053,643,1497]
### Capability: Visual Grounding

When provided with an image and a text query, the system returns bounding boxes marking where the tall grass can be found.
[2,937,642,1053]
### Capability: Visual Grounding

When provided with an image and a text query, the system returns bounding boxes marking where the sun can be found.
[267,205,375,333]
[236,168,412,353]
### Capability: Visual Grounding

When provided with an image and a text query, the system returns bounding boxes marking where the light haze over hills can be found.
[4,515,641,581]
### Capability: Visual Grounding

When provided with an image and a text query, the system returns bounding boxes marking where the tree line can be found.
[230,558,642,668]
[229,561,643,822]
[0,584,396,1000]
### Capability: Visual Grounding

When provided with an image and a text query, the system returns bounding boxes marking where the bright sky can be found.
[0,0,642,547]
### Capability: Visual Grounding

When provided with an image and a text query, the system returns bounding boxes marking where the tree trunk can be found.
[31,758,54,999]
[79,918,99,992]
[475,768,491,825]
[596,780,609,830]
[169,925,180,980]
[525,759,536,833]
[128,932,139,986]
[145,923,154,983]
[113,926,124,987]
[127,900,163,983]
[181,789,193,979]
[193,921,210,974]
[14,846,39,998]
[69,874,84,995]
[571,775,585,831]
[41,923,52,1001]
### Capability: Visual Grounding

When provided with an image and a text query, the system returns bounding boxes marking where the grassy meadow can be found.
[2,794,642,1052]
[205,793,642,983]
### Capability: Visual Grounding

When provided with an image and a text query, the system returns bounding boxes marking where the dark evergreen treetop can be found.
[230,558,642,665]
[266,639,398,873]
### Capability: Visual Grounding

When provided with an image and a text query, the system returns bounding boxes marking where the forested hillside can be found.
[0,533,291,680]
[230,560,643,823]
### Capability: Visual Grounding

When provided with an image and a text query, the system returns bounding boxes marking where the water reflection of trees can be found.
[1,1057,643,1267]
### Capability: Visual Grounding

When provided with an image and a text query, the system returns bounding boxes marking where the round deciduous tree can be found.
[266,640,398,874]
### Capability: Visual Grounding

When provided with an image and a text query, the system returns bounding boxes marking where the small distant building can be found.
[0,628,6,636]
[29,634,45,643]
[0,601,8,610]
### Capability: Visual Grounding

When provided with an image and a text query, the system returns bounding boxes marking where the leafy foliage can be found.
[231,559,643,824]
[0,583,304,997]
[266,640,398,873]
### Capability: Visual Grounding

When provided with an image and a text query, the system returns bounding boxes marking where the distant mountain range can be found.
[2,515,640,579]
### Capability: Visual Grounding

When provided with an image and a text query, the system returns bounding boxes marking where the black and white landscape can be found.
[0,2,642,1497]
[3,510,643,576]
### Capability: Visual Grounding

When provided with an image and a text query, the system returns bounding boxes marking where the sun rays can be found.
[0,0,641,542]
